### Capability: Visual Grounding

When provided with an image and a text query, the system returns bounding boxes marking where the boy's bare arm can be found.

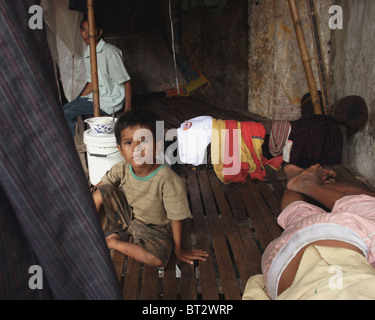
[171,220,208,265]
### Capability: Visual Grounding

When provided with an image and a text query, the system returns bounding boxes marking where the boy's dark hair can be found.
[80,17,104,34]
[114,109,161,146]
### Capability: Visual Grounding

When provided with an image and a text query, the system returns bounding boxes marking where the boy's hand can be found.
[171,220,208,265]
[175,248,208,265]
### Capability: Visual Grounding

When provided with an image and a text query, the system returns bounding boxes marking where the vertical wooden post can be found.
[288,0,322,115]
[87,0,100,117]
[306,0,330,114]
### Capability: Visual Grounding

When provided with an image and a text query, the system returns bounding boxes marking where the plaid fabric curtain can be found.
[0,0,122,299]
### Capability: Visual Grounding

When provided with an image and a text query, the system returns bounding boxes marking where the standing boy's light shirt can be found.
[83,39,131,115]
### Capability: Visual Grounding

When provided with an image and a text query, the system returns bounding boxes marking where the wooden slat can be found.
[246,180,282,239]
[111,250,126,284]
[238,181,273,253]
[237,224,262,275]
[187,170,218,300]
[223,183,249,223]
[178,172,198,300]
[332,164,375,192]
[197,170,242,300]
[180,262,197,300]
[257,181,281,218]
[140,264,159,300]
[179,217,198,300]
[265,166,286,201]
[162,255,178,300]
[208,171,256,288]
[123,258,141,300]
[331,165,361,185]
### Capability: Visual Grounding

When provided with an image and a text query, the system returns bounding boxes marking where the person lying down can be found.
[242,164,375,300]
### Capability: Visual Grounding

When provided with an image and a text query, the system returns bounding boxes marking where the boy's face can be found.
[117,124,156,169]
[80,20,103,45]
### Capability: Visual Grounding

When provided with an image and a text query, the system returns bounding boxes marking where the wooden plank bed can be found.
[74,93,375,300]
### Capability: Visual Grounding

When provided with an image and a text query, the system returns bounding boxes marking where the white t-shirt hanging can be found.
[177,116,213,166]
[283,140,293,163]
[282,125,292,163]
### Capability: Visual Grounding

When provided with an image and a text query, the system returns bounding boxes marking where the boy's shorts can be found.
[96,184,173,269]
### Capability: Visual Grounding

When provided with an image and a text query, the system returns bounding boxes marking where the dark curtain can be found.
[0,0,122,299]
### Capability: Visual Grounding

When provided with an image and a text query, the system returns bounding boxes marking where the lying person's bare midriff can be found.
[278,240,365,296]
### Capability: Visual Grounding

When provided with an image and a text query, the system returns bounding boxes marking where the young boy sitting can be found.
[92,109,208,269]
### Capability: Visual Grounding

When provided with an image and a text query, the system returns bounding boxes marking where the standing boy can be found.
[92,110,208,268]
[63,18,132,136]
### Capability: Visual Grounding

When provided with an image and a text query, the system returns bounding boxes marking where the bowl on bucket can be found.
[84,116,117,135]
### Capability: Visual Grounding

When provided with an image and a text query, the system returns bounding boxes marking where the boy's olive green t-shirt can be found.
[101,160,191,226]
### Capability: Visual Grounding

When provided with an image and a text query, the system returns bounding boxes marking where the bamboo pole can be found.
[306,0,330,114]
[288,0,323,115]
[87,0,100,117]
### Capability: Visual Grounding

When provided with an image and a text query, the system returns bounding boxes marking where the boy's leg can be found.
[130,219,173,269]
[93,184,133,232]
[106,234,163,267]
[62,98,106,136]
[63,98,94,136]
[93,185,170,268]
[92,187,103,213]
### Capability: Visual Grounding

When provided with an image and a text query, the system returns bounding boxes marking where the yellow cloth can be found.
[242,245,375,300]
[211,119,256,184]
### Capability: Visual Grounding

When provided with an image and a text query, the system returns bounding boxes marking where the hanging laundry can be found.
[177,116,213,166]
[269,121,291,157]
[217,120,251,183]
[242,121,276,181]
[165,55,209,98]
[283,140,293,163]
[211,119,283,184]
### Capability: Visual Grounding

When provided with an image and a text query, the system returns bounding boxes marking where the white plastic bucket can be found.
[83,129,123,185]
